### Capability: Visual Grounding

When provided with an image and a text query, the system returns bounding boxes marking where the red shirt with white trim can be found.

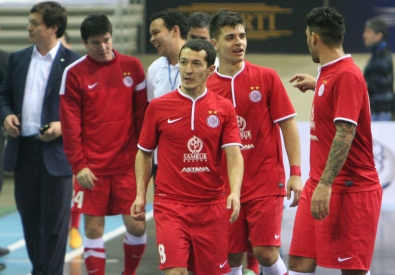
[60,50,147,175]
[310,55,380,192]
[138,88,242,205]
[207,61,296,202]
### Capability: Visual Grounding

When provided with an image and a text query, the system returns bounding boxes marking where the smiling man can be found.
[59,14,148,275]
[132,39,244,275]
[207,10,302,275]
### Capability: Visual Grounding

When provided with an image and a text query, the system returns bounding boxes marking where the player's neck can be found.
[180,85,205,99]
[217,59,243,77]
[319,47,346,65]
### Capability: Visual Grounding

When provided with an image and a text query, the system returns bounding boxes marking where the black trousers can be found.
[14,137,72,275]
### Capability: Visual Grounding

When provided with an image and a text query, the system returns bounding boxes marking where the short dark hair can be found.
[179,39,217,68]
[80,14,112,42]
[187,12,211,30]
[365,17,388,40]
[30,1,67,38]
[209,10,244,40]
[150,10,188,40]
[306,7,345,46]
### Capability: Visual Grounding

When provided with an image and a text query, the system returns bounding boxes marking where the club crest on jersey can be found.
[123,72,133,87]
[184,136,208,162]
[249,86,262,102]
[207,115,219,128]
[318,83,325,96]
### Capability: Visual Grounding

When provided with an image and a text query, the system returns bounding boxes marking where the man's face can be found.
[306,26,319,63]
[83,32,113,63]
[363,27,382,48]
[179,47,214,92]
[150,18,174,57]
[212,24,246,65]
[27,12,57,46]
[187,27,210,41]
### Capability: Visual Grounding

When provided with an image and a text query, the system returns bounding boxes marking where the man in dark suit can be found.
[0,2,80,275]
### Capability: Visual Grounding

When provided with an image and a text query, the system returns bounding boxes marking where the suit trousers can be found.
[14,136,72,275]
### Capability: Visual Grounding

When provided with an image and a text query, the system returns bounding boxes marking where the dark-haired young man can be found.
[187,12,211,41]
[132,39,243,275]
[207,10,302,275]
[146,10,188,180]
[289,7,382,275]
[60,14,147,275]
[0,2,80,274]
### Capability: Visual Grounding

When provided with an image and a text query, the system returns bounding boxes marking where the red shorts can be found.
[228,196,284,252]
[154,201,231,274]
[289,179,382,270]
[71,171,136,216]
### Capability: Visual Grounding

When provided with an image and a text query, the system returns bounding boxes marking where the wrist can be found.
[290,165,301,177]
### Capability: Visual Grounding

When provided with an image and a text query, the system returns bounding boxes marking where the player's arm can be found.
[289,74,316,93]
[131,149,153,221]
[278,117,303,207]
[224,145,244,224]
[311,120,356,220]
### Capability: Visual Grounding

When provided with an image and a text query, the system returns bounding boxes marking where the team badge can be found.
[184,136,208,162]
[207,115,220,128]
[318,83,325,96]
[123,76,133,87]
[249,90,262,102]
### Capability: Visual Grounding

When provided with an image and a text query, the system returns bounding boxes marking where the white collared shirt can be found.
[21,41,60,136]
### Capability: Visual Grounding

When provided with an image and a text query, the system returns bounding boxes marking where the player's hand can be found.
[76,168,98,190]
[131,196,146,221]
[286,175,303,207]
[3,114,20,138]
[37,121,62,142]
[227,192,240,223]
[289,74,316,93]
[311,183,331,220]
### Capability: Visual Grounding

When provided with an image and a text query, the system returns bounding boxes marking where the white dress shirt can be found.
[21,41,60,136]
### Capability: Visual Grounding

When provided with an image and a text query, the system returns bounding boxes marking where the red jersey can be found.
[207,61,296,202]
[310,55,380,192]
[60,50,147,175]
[138,88,242,205]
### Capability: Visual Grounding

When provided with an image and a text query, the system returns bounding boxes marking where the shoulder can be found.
[148,56,166,72]
[116,52,144,67]
[64,55,88,75]
[245,61,277,76]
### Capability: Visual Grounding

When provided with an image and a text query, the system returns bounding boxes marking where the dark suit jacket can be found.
[0,44,80,176]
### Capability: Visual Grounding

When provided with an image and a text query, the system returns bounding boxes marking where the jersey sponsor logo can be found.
[249,88,262,102]
[318,83,325,96]
[123,76,134,87]
[310,104,315,130]
[168,117,182,124]
[219,260,228,268]
[88,82,98,89]
[241,144,255,150]
[237,116,252,140]
[207,115,220,128]
[181,166,210,173]
[310,134,318,141]
[338,256,352,262]
[184,136,208,162]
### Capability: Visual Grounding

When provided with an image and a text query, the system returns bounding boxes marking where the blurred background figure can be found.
[59,30,72,50]
[363,17,394,121]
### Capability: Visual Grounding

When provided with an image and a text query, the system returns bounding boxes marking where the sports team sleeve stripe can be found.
[137,144,155,152]
[135,79,146,91]
[273,113,297,124]
[59,55,87,95]
[334,117,357,126]
[222,142,243,149]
